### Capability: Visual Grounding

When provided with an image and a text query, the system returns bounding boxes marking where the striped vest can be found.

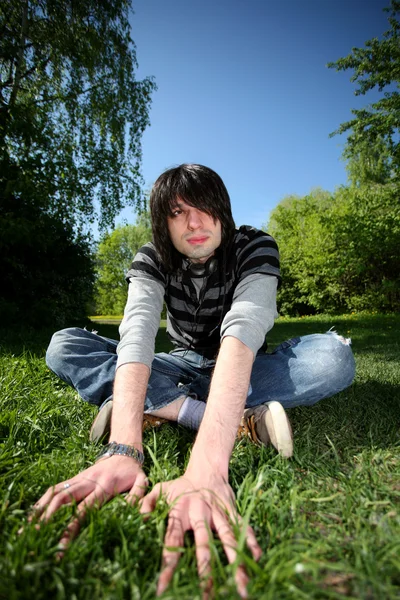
[126,226,280,358]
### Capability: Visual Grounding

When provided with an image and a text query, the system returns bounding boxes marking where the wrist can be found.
[108,431,143,448]
[109,415,143,448]
[186,452,229,481]
[95,441,145,465]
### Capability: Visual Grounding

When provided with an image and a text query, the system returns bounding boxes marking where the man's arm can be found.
[31,363,151,545]
[110,273,166,446]
[31,276,164,536]
[187,335,253,478]
[109,362,149,446]
[140,335,262,598]
[140,274,278,596]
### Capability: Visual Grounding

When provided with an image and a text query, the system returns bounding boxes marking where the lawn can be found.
[0,313,399,599]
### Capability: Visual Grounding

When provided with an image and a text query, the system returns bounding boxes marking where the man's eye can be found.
[172,209,182,217]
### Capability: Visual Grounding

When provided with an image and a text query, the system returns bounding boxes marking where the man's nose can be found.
[187,209,203,230]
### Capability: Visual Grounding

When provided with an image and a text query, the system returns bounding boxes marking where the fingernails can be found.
[156,573,169,596]
[238,581,248,599]
[156,582,164,597]
[56,541,67,561]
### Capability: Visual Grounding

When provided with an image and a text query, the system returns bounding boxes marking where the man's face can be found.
[167,199,222,263]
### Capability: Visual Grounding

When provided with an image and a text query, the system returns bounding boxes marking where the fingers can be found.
[30,457,144,524]
[126,472,149,505]
[245,523,262,562]
[29,478,83,522]
[139,483,161,515]
[213,510,249,599]
[57,517,82,557]
[193,519,213,599]
[192,507,257,600]
[193,519,211,577]
[29,481,66,519]
[41,477,107,523]
[157,512,184,596]
[57,488,110,557]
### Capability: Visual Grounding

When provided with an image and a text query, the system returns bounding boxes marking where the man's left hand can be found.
[139,472,262,599]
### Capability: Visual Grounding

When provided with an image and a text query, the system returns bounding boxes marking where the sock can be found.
[177,397,206,430]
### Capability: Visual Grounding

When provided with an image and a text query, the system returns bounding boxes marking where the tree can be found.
[0,192,95,327]
[328,0,400,180]
[0,0,156,229]
[94,216,152,315]
[344,136,393,186]
[266,1,400,316]
[0,1,155,325]
[266,189,338,316]
[328,182,400,312]
[266,185,400,315]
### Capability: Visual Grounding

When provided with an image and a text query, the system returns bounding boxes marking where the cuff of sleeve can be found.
[220,323,262,357]
[116,344,154,371]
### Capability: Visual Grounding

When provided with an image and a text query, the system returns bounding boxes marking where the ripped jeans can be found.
[45,328,355,411]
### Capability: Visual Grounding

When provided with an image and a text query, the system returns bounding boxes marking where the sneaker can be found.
[89,400,169,444]
[143,413,169,431]
[90,400,113,443]
[238,401,293,458]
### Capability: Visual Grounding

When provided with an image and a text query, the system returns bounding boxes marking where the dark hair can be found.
[150,164,236,272]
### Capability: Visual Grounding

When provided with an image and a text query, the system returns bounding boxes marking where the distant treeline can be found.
[93,177,399,318]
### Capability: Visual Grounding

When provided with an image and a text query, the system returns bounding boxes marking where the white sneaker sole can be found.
[265,401,293,458]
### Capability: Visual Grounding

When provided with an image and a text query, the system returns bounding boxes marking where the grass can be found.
[0,313,399,599]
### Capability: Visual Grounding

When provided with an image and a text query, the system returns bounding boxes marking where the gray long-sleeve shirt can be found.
[117,272,278,370]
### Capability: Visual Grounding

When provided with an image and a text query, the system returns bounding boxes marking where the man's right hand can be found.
[30,455,148,551]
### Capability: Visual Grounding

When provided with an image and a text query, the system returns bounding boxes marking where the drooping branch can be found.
[9,0,29,108]
[1,0,156,229]
[26,78,101,107]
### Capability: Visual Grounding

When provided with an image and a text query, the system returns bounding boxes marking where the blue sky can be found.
[116,0,390,230]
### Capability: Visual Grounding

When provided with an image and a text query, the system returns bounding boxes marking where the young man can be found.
[33,164,355,597]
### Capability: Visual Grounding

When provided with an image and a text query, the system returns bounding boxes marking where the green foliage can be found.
[266,185,400,315]
[328,0,400,180]
[328,183,400,312]
[267,189,337,315]
[344,136,394,186]
[0,193,94,327]
[0,0,156,229]
[94,218,152,315]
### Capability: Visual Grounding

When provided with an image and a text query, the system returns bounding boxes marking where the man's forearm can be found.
[186,336,254,480]
[109,362,150,449]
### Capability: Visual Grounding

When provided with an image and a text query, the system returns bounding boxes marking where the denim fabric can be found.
[45,327,355,412]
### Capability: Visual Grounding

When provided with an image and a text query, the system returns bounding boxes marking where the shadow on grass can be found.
[0,319,174,356]
[0,318,95,356]
[290,380,400,459]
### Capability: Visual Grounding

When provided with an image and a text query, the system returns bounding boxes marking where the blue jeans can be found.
[45,328,355,412]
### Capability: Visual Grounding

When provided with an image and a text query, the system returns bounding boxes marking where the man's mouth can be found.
[187,236,209,244]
